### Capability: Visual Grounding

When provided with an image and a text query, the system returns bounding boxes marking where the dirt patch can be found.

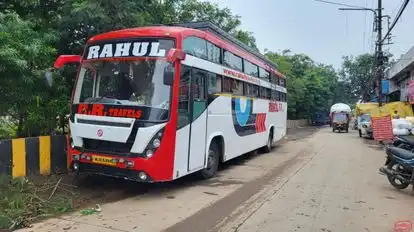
[285,126,321,141]
[0,176,74,231]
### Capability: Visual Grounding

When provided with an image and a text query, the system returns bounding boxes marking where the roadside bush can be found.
[0,176,74,230]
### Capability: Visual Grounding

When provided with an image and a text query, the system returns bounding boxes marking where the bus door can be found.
[188,68,208,171]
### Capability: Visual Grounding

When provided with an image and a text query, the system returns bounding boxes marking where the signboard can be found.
[84,38,174,60]
[408,80,414,104]
[371,115,393,141]
[382,79,389,94]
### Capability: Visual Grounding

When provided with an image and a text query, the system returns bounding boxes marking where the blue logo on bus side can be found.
[235,98,251,126]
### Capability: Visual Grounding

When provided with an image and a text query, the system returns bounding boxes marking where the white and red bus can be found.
[52,22,287,182]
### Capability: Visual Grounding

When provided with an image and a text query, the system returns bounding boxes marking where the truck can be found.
[330,103,351,133]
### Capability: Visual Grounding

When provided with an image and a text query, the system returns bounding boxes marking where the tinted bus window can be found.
[183,36,207,59]
[271,90,280,101]
[178,65,191,128]
[245,84,259,97]
[280,92,287,102]
[244,60,259,77]
[279,78,286,87]
[270,73,278,84]
[223,77,243,95]
[208,73,222,94]
[259,67,270,81]
[260,87,270,99]
[223,51,243,71]
[207,42,221,63]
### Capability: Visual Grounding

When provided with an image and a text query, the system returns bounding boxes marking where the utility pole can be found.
[317,0,410,105]
[337,1,386,106]
[376,0,384,106]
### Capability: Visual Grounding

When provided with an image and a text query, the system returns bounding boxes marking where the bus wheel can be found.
[262,131,273,153]
[199,142,220,179]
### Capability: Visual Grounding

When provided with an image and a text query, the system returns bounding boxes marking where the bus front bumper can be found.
[71,160,154,183]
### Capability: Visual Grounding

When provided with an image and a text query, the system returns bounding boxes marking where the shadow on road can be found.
[60,126,321,210]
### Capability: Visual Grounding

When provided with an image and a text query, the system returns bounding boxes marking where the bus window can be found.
[232,80,243,95]
[192,69,207,119]
[207,42,221,63]
[79,68,95,102]
[259,67,270,82]
[280,92,287,102]
[279,78,286,87]
[270,73,278,85]
[244,60,259,77]
[223,51,243,71]
[245,84,259,98]
[183,36,207,60]
[222,77,243,95]
[260,87,270,99]
[192,69,206,101]
[178,65,191,128]
[271,90,280,101]
[207,73,222,94]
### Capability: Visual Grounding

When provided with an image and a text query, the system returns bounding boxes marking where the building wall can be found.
[388,46,414,78]
[397,70,414,102]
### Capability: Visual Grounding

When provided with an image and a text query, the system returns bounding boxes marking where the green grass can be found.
[0,175,74,230]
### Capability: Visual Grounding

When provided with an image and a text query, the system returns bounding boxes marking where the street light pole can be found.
[339,0,385,106]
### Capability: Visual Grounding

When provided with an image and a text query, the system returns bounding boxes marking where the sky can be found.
[206,0,414,69]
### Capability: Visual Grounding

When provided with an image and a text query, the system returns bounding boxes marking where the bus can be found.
[51,21,287,182]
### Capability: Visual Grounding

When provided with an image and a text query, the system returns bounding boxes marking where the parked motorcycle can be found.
[392,135,414,152]
[379,145,414,190]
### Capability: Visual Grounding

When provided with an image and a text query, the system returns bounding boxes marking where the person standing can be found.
[392,110,400,119]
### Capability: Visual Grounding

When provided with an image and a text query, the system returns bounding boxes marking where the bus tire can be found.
[199,142,220,179]
[262,130,273,153]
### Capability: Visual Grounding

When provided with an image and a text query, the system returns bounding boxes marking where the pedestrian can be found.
[392,110,400,119]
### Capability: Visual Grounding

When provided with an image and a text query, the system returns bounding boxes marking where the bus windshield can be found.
[73,59,173,111]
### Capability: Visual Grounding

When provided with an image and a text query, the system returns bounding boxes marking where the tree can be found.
[265,50,355,120]
[339,52,393,102]
[340,54,375,102]
[0,11,59,136]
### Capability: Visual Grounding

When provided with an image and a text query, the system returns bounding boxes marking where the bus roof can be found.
[88,22,285,78]
[171,21,281,76]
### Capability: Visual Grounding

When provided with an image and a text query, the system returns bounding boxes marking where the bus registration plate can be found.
[92,155,116,166]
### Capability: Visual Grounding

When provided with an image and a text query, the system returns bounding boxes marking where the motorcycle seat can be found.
[398,136,414,146]
[388,146,414,160]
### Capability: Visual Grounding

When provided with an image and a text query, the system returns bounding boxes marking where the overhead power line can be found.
[313,0,366,8]
[382,0,410,42]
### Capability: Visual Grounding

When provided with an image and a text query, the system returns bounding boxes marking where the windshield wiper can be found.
[87,91,117,104]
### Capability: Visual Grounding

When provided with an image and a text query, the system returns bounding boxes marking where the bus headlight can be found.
[153,138,161,148]
[70,139,75,149]
[145,149,154,158]
[140,128,164,159]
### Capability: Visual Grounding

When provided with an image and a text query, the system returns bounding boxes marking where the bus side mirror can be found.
[44,55,82,87]
[166,49,186,63]
[54,55,81,69]
[44,68,54,87]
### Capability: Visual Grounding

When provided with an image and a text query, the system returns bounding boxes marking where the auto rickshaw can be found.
[332,112,349,133]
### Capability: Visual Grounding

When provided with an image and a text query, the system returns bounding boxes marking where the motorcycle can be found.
[392,135,414,152]
[379,145,414,190]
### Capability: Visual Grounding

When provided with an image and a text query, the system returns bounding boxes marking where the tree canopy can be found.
[0,0,370,139]
[265,51,357,120]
